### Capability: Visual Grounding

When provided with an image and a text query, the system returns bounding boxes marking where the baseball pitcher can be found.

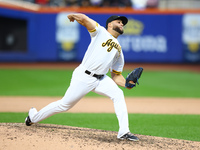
[25,13,143,141]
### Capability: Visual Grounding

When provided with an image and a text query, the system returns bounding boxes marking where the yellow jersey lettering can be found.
[102,39,121,54]
[102,39,112,47]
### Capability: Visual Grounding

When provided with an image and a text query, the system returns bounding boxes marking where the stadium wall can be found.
[0,4,200,63]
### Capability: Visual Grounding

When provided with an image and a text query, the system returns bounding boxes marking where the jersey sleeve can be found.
[88,22,101,37]
[110,53,124,75]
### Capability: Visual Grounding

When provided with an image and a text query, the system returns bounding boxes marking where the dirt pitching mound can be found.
[1,123,199,150]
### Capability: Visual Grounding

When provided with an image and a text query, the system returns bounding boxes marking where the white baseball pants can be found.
[30,65,130,138]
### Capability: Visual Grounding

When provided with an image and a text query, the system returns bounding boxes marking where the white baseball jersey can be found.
[81,23,124,75]
[28,21,130,139]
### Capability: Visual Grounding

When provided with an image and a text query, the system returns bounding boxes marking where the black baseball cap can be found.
[106,15,128,29]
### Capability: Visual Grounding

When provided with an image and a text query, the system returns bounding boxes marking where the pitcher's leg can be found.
[31,78,94,123]
[93,76,130,138]
[31,99,65,123]
[112,89,130,138]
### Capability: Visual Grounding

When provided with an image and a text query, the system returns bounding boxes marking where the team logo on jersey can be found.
[102,39,121,54]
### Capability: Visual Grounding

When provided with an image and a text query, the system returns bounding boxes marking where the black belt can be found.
[85,70,104,80]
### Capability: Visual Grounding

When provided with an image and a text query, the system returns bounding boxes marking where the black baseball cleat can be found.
[25,116,33,126]
[118,132,139,141]
[25,107,37,126]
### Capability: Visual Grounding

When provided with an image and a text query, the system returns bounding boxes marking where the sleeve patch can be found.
[88,22,98,33]
[112,69,122,75]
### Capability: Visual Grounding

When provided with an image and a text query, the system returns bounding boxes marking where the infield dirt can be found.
[1,122,200,150]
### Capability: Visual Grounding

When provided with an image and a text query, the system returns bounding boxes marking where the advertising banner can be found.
[56,12,80,61]
[116,15,183,63]
[183,14,200,62]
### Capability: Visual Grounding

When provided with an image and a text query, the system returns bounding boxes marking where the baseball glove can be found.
[125,67,143,88]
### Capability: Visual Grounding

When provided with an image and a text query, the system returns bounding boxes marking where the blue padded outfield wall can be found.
[0,6,200,63]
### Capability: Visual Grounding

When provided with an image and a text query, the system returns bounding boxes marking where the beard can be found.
[113,26,124,35]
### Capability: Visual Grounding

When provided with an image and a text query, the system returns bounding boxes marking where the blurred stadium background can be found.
[0,0,200,64]
[0,1,200,144]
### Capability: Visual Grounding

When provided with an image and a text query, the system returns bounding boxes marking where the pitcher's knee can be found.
[111,89,124,100]
[117,88,124,97]
[59,104,70,112]
[59,101,76,112]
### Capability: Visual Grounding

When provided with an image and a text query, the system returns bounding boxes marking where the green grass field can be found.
[0,69,200,141]
[0,69,200,97]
